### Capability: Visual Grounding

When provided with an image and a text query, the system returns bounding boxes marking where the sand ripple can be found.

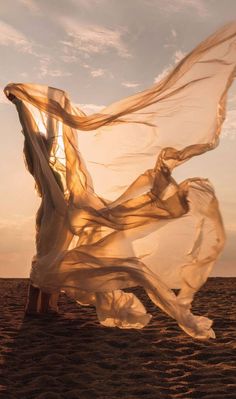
[0,278,235,398]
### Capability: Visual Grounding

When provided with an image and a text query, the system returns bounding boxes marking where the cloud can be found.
[18,0,40,14]
[154,49,185,84]
[61,54,78,63]
[60,18,131,59]
[159,0,209,18]
[70,0,107,8]
[153,62,236,139]
[173,49,185,64]
[20,72,29,78]
[80,64,113,79]
[154,65,171,84]
[122,82,140,88]
[90,68,106,78]
[0,21,73,79]
[77,103,104,115]
[37,56,72,78]
[0,20,32,53]
[171,29,177,38]
[163,28,178,49]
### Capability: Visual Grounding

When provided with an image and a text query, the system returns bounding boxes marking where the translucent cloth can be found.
[4,23,236,339]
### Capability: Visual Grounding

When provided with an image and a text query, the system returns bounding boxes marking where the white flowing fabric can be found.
[4,23,236,339]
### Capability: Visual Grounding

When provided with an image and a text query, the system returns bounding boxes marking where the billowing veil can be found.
[4,23,236,339]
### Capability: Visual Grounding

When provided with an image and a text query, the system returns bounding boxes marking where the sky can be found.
[0,0,235,277]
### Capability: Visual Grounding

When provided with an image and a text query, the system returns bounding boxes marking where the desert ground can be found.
[0,278,235,399]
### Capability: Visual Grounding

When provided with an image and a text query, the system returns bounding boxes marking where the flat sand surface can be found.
[0,278,235,399]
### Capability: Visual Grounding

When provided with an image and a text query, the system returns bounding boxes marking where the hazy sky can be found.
[0,0,235,277]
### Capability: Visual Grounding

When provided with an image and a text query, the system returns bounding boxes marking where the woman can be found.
[4,22,236,339]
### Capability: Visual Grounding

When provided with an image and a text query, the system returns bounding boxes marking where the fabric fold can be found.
[4,22,236,339]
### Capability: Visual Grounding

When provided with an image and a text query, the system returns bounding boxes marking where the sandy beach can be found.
[0,278,235,399]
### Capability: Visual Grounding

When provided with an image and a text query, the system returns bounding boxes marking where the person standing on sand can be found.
[4,22,236,339]
[7,92,60,315]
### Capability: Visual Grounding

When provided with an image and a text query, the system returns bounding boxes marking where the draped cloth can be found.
[4,23,236,339]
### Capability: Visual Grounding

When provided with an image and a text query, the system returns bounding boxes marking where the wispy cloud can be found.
[164,27,178,49]
[61,54,78,63]
[0,19,74,80]
[70,0,107,8]
[90,68,106,78]
[171,28,177,38]
[20,72,29,78]
[0,20,32,53]
[159,0,209,18]
[80,64,113,79]
[60,18,131,59]
[173,49,185,64]
[154,64,236,139]
[122,82,140,88]
[18,0,41,14]
[154,65,171,84]
[37,56,72,78]
[77,103,104,115]
[154,49,185,83]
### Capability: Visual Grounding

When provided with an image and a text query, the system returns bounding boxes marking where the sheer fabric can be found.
[4,22,236,339]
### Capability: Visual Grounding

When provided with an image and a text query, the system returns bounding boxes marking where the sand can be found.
[0,278,235,399]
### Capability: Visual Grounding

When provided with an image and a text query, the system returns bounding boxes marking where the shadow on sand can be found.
[0,278,235,399]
